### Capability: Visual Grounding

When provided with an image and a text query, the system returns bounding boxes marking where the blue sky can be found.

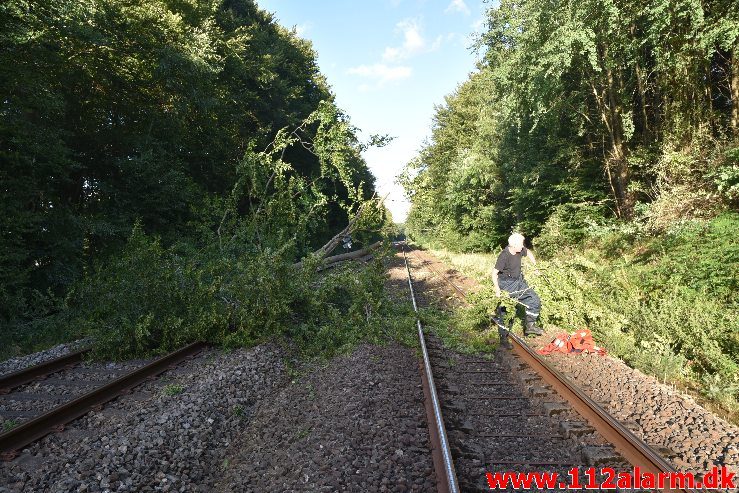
[257,0,488,222]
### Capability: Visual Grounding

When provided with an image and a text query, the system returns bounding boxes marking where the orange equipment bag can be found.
[537,329,606,356]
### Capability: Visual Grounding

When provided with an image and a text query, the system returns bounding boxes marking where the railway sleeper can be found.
[442,400,466,413]
[441,382,460,394]
[451,442,484,461]
[542,402,570,416]
[0,392,67,403]
[581,445,621,466]
[559,421,595,438]
[32,377,113,388]
[528,384,552,398]
[519,372,542,385]
[447,418,474,434]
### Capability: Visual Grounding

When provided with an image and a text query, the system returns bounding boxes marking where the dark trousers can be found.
[498,276,541,319]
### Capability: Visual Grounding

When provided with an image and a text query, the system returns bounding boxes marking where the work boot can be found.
[524,315,544,337]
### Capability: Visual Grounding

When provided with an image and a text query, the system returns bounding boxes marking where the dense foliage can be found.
[402,0,739,248]
[1,0,387,357]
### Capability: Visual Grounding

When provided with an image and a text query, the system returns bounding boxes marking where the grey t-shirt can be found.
[494,247,528,280]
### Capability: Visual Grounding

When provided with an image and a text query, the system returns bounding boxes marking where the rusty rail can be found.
[0,341,206,460]
[505,332,686,493]
[0,349,89,394]
[402,247,459,493]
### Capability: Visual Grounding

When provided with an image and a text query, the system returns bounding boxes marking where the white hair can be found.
[508,233,525,247]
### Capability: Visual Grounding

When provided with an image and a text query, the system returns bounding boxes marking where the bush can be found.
[535,202,608,258]
[635,287,737,380]
[0,289,76,361]
[284,253,412,357]
[68,225,229,359]
[531,214,739,407]
[638,212,739,302]
[712,145,739,204]
[532,251,737,403]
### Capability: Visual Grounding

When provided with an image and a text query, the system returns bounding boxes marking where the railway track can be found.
[402,245,689,492]
[0,342,206,460]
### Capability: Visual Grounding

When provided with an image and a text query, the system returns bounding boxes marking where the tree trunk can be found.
[605,64,633,219]
[590,79,624,218]
[635,62,651,143]
[316,241,383,271]
[706,61,714,117]
[732,45,739,133]
[293,198,383,269]
[631,24,651,144]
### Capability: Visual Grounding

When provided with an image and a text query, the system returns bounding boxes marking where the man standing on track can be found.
[492,233,544,337]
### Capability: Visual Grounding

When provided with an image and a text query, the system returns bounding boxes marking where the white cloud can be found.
[382,19,427,62]
[430,35,444,51]
[430,33,459,51]
[348,18,454,91]
[347,63,413,88]
[445,0,470,15]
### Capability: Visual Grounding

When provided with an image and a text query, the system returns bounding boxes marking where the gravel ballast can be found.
[215,343,435,493]
[0,341,85,378]
[1,340,436,492]
[540,351,739,475]
[1,344,289,492]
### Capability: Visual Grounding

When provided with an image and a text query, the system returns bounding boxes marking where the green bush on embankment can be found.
[425,212,739,418]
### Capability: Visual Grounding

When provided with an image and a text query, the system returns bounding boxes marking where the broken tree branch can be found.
[319,241,382,267]
[293,194,387,269]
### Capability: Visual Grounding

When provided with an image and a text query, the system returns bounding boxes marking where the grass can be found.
[422,304,503,355]
[427,249,497,281]
[295,426,312,440]
[3,419,18,432]
[162,384,185,396]
[305,382,316,400]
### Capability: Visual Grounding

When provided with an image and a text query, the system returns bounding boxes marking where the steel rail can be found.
[504,331,688,493]
[0,341,206,460]
[402,246,459,493]
[0,349,89,394]
[405,245,691,493]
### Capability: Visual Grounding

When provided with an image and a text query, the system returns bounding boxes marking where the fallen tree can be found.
[294,195,388,269]
[316,241,383,271]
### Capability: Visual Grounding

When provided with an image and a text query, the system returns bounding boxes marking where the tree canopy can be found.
[403,0,739,250]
